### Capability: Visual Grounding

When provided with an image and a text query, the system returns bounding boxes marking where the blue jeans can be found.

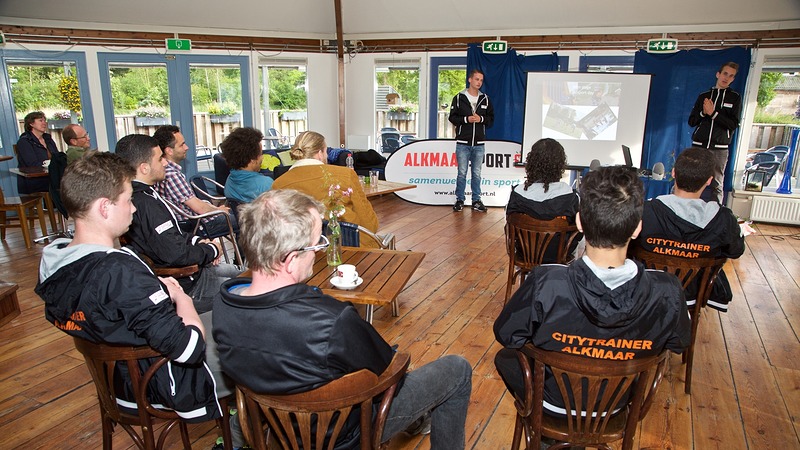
[455,144,485,203]
[381,355,472,450]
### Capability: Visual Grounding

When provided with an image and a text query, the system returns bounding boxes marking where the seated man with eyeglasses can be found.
[213,189,473,450]
[62,124,94,164]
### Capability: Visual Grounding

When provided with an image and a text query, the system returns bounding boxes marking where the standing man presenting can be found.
[449,69,494,212]
[688,62,741,204]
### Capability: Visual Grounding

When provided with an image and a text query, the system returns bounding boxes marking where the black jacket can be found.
[494,258,690,414]
[15,131,58,193]
[448,89,494,146]
[125,180,219,291]
[635,195,745,311]
[36,240,221,422]
[214,280,395,449]
[688,87,741,149]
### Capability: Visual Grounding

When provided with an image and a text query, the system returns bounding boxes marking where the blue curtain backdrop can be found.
[634,47,751,192]
[467,44,559,143]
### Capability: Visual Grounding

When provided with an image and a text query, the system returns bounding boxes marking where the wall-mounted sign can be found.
[165,38,192,52]
[384,139,524,207]
[646,39,678,53]
[482,40,508,54]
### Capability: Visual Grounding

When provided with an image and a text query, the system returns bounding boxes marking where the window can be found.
[259,59,307,149]
[375,59,420,150]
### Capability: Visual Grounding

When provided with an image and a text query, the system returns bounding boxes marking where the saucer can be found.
[330,276,363,290]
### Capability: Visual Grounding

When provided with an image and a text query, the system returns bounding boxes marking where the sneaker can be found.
[453,200,464,212]
[472,200,487,212]
[404,412,432,436]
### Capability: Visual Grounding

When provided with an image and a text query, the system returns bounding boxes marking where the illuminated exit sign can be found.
[482,40,508,54]
[165,38,192,52]
[647,39,678,53]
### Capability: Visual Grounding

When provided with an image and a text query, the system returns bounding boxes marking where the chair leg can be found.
[218,396,234,450]
[40,192,58,233]
[684,305,703,394]
[0,211,6,240]
[511,415,523,450]
[15,206,33,249]
[35,203,48,237]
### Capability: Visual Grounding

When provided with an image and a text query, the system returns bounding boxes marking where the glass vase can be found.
[326,216,342,267]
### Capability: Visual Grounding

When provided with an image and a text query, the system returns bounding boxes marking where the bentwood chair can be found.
[509,344,668,450]
[72,337,232,450]
[236,352,410,450]
[161,197,243,266]
[504,213,580,303]
[631,247,726,394]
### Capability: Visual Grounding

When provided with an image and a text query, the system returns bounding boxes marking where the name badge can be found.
[155,220,174,234]
[149,289,169,305]
[722,102,733,108]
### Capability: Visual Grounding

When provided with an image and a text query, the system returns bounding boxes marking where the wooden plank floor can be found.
[1,194,799,449]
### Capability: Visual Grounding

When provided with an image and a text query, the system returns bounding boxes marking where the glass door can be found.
[99,54,251,177]
[428,57,466,139]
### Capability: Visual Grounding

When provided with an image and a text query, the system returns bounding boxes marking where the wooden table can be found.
[9,167,58,233]
[363,180,416,198]
[0,281,20,328]
[309,247,425,322]
[241,247,425,323]
[0,155,13,163]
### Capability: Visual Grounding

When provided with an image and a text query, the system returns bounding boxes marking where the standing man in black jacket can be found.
[449,69,494,212]
[116,134,241,313]
[688,62,741,204]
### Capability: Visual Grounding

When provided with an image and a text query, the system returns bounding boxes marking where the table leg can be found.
[365,305,373,324]
[40,192,58,233]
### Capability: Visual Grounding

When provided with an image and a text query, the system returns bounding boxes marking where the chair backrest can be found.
[505,213,579,268]
[191,175,227,206]
[756,161,781,186]
[72,337,187,450]
[765,147,789,162]
[214,153,231,186]
[631,246,724,309]
[48,150,69,217]
[516,344,668,450]
[323,219,361,247]
[380,133,401,153]
[237,352,410,450]
[751,152,777,165]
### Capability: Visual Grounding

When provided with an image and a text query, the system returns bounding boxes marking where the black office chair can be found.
[765,145,789,163]
[744,152,777,170]
[380,132,401,154]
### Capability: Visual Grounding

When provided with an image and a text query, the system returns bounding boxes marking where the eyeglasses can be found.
[76,134,90,140]
[281,234,329,262]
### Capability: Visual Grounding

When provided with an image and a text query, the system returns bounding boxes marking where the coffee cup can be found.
[336,264,358,285]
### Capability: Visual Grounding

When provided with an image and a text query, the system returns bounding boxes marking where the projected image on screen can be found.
[542,82,621,141]
[523,73,652,168]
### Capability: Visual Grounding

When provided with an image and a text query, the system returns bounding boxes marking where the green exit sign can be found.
[482,40,508,54]
[165,38,192,52]
[647,39,678,53]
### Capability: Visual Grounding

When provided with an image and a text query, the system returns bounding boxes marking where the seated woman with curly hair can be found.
[506,138,581,262]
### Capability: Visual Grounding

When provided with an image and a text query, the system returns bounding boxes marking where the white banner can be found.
[384,140,525,207]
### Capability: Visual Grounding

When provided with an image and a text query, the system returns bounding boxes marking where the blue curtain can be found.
[634,47,751,192]
[467,44,559,143]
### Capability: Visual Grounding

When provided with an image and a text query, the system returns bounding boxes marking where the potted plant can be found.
[48,110,74,130]
[387,104,417,120]
[208,102,241,123]
[134,106,169,127]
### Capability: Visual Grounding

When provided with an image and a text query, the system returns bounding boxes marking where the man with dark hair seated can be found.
[115,134,241,314]
[634,147,747,312]
[220,127,273,203]
[153,125,234,237]
[494,166,691,416]
[214,189,473,449]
